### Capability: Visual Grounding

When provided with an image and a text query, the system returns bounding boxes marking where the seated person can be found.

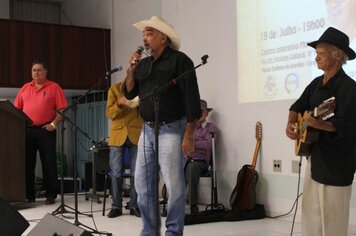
[185,99,218,214]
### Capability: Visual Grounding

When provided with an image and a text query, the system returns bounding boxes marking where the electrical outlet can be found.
[273,160,282,172]
[292,160,300,173]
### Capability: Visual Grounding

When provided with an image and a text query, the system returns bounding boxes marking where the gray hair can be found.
[330,45,348,65]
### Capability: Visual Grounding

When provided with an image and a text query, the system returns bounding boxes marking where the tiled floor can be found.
[15,194,355,236]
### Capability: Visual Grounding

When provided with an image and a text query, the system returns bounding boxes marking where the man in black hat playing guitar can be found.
[286,27,356,236]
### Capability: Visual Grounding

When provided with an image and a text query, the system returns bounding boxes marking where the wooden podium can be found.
[0,99,32,202]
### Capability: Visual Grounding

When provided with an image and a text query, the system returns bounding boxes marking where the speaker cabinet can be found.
[84,162,106,191]
[27,213,92,236]
[57,177,82,193]
[0,197,29,236]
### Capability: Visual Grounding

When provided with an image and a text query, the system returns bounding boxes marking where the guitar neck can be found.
[251,140,261,169]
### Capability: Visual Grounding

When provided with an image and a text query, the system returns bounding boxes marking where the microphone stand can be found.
[140,55,208,236]
[53,68,119,236]
[64,66,122,114]
[52,120,76,217]
[204,133,225,211]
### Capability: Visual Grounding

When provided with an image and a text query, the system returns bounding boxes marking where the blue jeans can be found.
[135,119,186,236]
[109,138,138,210]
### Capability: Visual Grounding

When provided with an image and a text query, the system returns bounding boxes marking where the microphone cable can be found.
[289,155,303,236]
[267,156,303,236]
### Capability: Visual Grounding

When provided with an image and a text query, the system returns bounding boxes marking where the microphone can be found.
[137,45,144,54]
[131,46,144,65]
[105,66,123,76]
[90,137,108,150]
[201,55,209,64]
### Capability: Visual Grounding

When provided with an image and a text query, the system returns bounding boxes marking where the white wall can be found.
[0,0,355,225]
[111,0,356,224]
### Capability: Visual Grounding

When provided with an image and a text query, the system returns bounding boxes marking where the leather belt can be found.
[27,122,51,129]
[187,158,206,163]
[145,119,178,129]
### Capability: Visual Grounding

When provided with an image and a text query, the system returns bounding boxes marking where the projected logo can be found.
[284,73,299,94]
[263,76,277,99]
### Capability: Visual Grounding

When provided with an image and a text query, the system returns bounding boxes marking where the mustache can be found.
[143,42,153,55]
[143,42,150,48]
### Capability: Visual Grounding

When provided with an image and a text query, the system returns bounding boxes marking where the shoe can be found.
[124,203,130,210]
[129,208,141,217]
[191,205,199,214]
[107,208,122,218]
[45,197,56,205]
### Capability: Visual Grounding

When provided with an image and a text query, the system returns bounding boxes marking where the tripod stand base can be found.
[205,203,225,211]
[52,203,76,216]
[52,203,92,218]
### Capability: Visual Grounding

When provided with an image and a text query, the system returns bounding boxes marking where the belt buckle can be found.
[146,119,176,128]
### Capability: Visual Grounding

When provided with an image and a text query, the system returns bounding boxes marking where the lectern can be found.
[0,99,32,202]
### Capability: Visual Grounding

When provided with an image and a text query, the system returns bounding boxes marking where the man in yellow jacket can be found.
[106,81,143,218]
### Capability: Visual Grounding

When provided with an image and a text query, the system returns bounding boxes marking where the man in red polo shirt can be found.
[14,60,67,205]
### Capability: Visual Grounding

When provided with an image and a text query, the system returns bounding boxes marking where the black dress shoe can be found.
[107,208,122,218]
[129,208,141,217]
[190,205,199,214]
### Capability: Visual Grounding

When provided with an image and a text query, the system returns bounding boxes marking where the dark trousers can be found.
[184,159,208,207]
[25,127,58,199]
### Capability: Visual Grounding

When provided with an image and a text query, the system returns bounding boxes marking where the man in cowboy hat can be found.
[184,99,218,214]
[286,27,356,235]
[123,16,201,236]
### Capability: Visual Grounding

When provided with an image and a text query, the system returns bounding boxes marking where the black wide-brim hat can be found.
[307,27,356,60]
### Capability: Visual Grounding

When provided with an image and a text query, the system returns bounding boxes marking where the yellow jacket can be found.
[106,81,143,146]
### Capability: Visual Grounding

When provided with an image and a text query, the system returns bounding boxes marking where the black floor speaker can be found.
[27,213,92,236]
[0,197,30,236]
[84,162,106,191]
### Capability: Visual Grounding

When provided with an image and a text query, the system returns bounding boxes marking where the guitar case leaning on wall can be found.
[184,204,265,225]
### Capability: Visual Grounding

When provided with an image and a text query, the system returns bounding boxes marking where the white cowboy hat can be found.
[133,16,181,50]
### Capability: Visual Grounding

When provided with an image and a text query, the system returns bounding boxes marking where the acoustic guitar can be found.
[230,122,262,211]
[295,97,336,156]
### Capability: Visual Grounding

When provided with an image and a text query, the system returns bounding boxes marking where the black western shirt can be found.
[290,69,356,186]
[123,47,201,123]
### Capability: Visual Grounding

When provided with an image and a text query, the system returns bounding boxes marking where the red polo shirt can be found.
[14,80,68,126]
